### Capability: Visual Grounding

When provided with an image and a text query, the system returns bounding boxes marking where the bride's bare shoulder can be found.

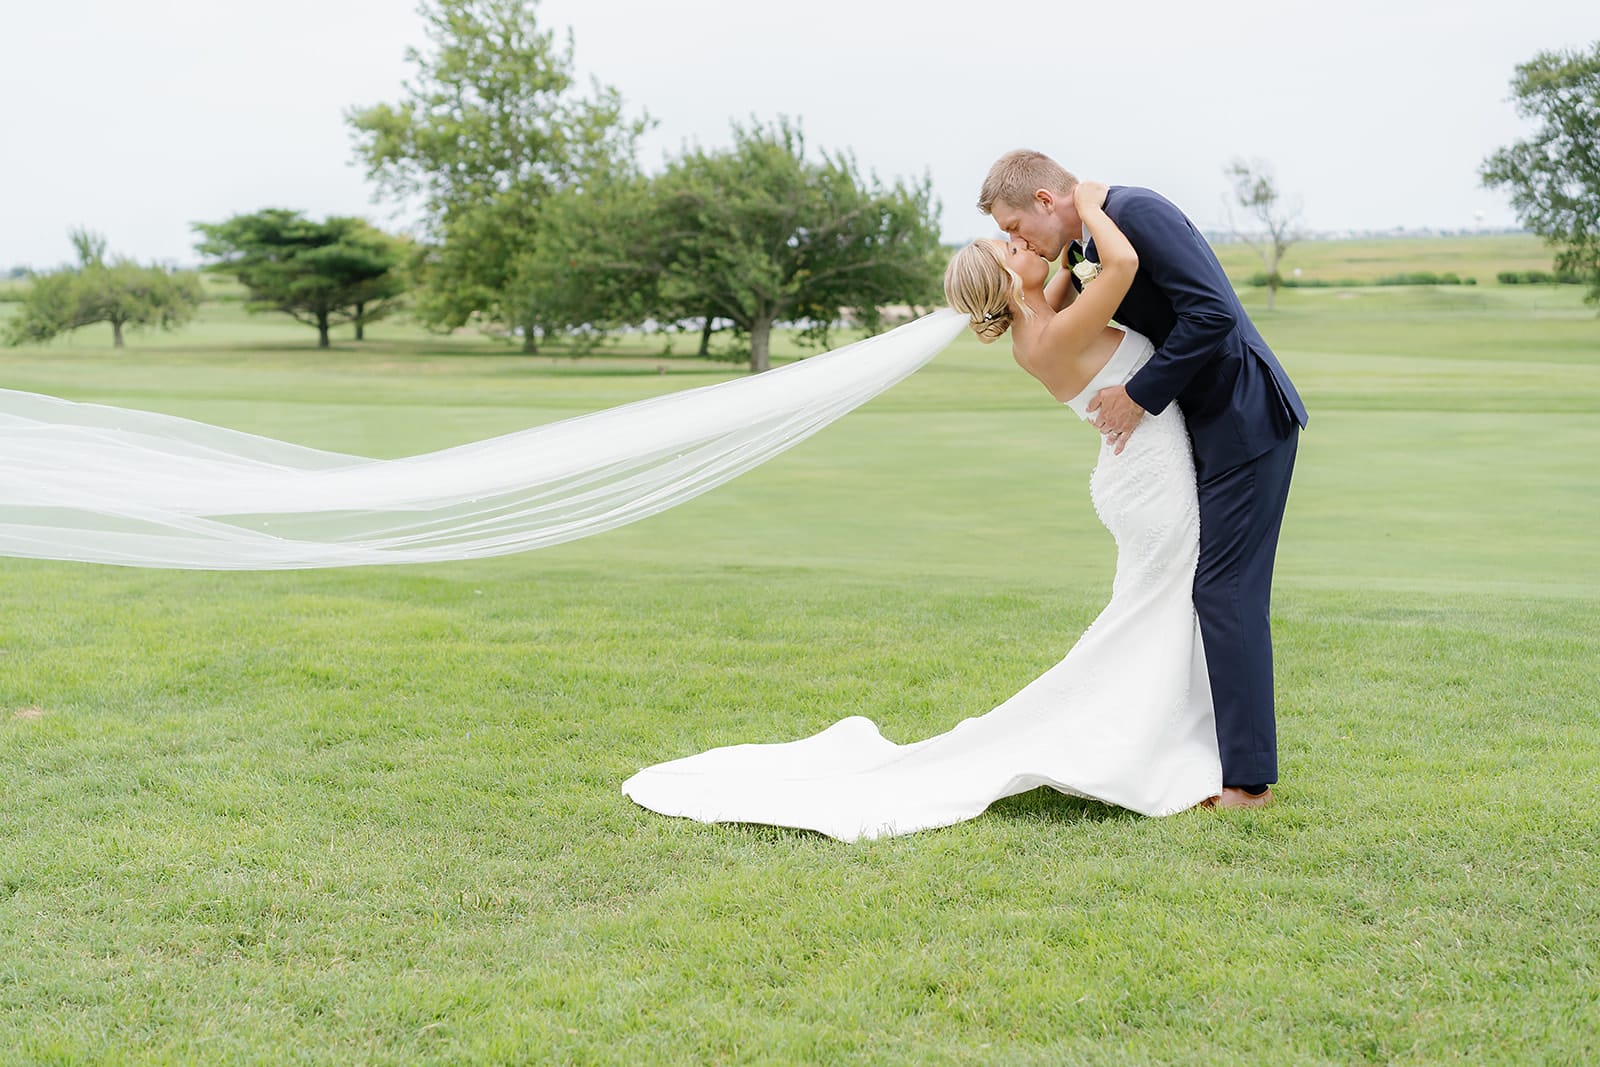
[1011,343,1083,403]
[1010,340,1043,379]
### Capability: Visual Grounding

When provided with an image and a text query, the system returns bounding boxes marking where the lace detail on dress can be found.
[1075,332,1201,601]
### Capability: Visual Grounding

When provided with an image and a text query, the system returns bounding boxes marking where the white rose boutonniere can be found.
[1071,258,1101,285]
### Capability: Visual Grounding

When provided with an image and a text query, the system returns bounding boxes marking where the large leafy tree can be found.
[1481,41,1600,306]
[346,0,647,351]
[645,121,944,373]
[193,210,409,348]
[4,229,203,349]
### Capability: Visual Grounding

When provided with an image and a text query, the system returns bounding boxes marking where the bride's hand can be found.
[1074,180,1109,212]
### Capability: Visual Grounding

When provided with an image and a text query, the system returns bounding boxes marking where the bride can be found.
[623,181,1222,840]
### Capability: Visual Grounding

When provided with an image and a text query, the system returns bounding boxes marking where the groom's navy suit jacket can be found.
[1083,186,1308,480]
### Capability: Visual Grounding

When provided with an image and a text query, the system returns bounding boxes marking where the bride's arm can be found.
[1044,263,1077,311]
[1024,183,1137,382]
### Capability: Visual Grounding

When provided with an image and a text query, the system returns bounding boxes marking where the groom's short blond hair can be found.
[978,150,1078,215]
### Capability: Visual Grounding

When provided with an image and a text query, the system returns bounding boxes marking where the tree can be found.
[1224,159,1300,310]
[1481,41,1600,307]
[4,228,203,348]
[514,174,662,348]
[643,121,944,373]
[346,0,648,351]
[193,210,409,348]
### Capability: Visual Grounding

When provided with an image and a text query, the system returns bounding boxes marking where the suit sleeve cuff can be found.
[1124,373,1168,416]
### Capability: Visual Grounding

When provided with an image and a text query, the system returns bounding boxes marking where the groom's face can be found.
[992,191,1078,262]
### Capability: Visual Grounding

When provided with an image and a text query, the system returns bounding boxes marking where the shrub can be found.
[1374,272,1473,286]
[1495,270,1586,285]
[1242,272,1366,289]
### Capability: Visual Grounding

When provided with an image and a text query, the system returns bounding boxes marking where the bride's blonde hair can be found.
[943,240,1028,343]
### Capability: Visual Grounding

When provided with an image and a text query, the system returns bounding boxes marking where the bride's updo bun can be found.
[971,310,1011,343]
[943,240,1026,344]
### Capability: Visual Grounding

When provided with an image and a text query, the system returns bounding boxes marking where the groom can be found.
[978,149,1308,809]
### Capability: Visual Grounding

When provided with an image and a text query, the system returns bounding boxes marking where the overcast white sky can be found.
[1,0,1593,269]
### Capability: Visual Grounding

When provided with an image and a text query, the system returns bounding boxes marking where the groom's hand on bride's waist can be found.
[1088,386,1145,455]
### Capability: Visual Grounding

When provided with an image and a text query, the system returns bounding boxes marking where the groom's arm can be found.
[1112,192,1238,417]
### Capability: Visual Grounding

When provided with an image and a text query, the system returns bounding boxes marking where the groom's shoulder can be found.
[1109,185,1190,221]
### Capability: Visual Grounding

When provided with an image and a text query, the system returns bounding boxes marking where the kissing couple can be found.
[624,149,1309,840]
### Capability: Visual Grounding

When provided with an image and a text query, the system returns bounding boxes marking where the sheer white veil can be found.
[0,309,964,569]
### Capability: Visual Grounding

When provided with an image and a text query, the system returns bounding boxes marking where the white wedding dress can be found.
[623,328,1222,840]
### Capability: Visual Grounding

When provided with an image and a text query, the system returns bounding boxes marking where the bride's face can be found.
[995,239,1048,290]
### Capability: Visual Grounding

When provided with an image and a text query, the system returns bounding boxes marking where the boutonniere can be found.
[1071,258,1101,285]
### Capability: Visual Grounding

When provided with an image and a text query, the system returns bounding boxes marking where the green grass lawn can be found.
[2,269,1599,1063]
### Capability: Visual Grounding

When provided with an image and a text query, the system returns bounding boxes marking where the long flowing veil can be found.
[0,309,965,569]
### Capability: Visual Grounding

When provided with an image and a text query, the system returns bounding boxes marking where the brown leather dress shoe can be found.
[1201,786,1274,810]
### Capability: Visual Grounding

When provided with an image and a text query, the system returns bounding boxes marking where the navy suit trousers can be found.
[1193,428,1299,785]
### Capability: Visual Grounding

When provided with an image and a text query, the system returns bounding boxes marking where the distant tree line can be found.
[1495,270,1588,285]
[9,0,941,360]
[45,6,1592,355]
[5,216,411,350]
[2,229,203,348]
[344,0,944,372]
[1239,271,1479,289]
